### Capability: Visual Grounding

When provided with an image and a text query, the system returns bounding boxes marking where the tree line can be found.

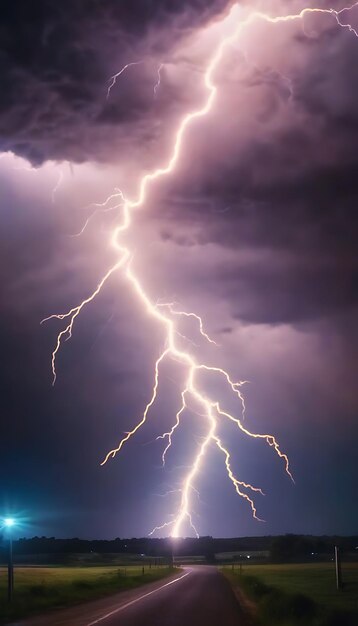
[0,534,356,560]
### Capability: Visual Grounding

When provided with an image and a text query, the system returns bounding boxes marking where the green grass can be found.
[223,562,358,626]
[0,565,176,624]
[239,563,358,612]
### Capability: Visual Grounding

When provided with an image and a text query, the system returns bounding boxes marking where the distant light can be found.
[247,555,250,559]
[4,518,15,527]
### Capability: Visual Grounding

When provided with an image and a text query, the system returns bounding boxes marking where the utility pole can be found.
[8,533,14,602]
[334,545,342,590]
[170,538,175,568]
[2,518,16,602]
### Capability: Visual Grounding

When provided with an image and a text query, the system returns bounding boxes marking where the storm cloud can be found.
[1,1,357,538]
[0,0,233,163]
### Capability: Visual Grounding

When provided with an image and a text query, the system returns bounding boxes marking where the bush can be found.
[28,584,52,598]
[259,589,316,624]
[241,575,271,600]
[72,580,92,590]
[288,593,317,621]
[320,610,357,626]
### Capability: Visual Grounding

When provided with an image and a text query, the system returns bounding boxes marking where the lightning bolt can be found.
[70,189,125,237]
[41,260,127,385]
[154,63,164,98]
[156,302,218,346]
[106,61,143,100]
[334,2,358,35]
[51,168,64,204]
[43,3,358,537]
[10,156,66,205]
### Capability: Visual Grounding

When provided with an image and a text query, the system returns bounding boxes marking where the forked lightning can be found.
[43,3,358,537]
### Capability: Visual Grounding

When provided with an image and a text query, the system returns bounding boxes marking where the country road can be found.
[14,566,246,626]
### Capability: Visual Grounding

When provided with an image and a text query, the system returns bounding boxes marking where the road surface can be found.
[14,566,246,626]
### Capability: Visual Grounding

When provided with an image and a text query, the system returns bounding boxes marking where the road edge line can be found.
[86,571,191,625]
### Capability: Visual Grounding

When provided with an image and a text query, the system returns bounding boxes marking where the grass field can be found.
[223,562,358,626]
[0,564,175,623]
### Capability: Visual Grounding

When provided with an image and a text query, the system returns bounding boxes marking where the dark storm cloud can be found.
[0,0,231,164]
[1,1,357,539]
[2,0,357,328]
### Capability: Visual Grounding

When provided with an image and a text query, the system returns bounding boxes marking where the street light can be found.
[2,517,16,601]
[4,518,15,528]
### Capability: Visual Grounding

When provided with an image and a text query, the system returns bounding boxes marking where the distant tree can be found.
[270,535,312,561]
[204,548,216,564]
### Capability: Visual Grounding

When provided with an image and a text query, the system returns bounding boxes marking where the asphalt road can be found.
[15,566,245,626]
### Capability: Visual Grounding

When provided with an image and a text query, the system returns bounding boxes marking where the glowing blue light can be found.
[4,518,15,528]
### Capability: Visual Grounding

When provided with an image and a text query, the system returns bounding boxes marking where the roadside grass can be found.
[0,565,175,624]
[222,562,358,626]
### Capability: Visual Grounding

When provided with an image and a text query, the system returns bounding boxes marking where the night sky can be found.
[1,0,358,540]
